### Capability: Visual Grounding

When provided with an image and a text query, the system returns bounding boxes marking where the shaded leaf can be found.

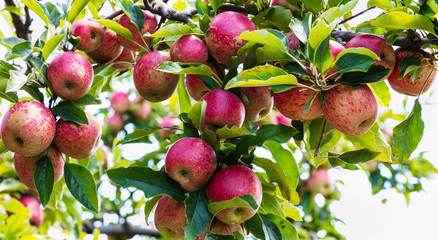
[208,194,258,216]
[34,156,54,206]
[338,149,381,164]
[51,101,88,125]
[64,163,98,212]
[183,189,211,240]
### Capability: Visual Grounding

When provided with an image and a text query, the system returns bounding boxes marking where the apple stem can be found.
[314,119,327,158]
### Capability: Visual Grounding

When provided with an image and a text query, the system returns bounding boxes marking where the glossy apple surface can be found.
[86,27,123,64]
[154,195,186,239]
[170,35,208,63]
[242,86,273,122]
[70,19,104,52]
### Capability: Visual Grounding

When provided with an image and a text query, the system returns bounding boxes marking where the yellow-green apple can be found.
[112,47,136,70]
[117,10,157,51]
[170,35,208,63]
[323,84,378,136]
[14,145,64,190]
[200,89,245,131]
[387,48,436,96]
[207,165,263,224]
[1,101,56,157]
[130,98,153,121]
[47,52,93,101]
[273,81,323,121]
[345,34,396,81]
[307,168,335,197]
[110,91,130,114]
[154,195,186,239]
[159,116,181,139]
[286,32,299,51]
[18,196,43,227]
[133,51,180,102]
[241,86,273,122]
[205,11,257,65]
[54,112,101,159]
[186,63,224,101]
[210,218,244,236]
[165,137,216,191]
[106,113,124,134]
[86,27,123,64]
[70,19,104,52]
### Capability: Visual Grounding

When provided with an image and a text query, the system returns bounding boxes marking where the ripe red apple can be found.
[207,165,263,224]
[307,168,335,197]
[241,86,273,122]
[54,112,101,159]
[112,47,136,70]
[47,52,93,101]
[165,137,216,191]
[170,35,209,63]
[110,91,130,114]
[106,113,124,134]
[200,89,245,131]
[273,81,323,121]
[154,195,187,239]
[1,101,56,157]
[210,218,244,236]
[14,145,65,189]
[276,115,292,126]
[117,10,157,51]
[345,34,396,81]
[186,63,224,101]
[387,48,436,96]
[70,19,104,52]
[130,98,153,121]
[18,196,43,227]
[133,51,180,102]
[159,116,181,139]
[86,27,123,64]
[205,11,257,66]
[323,84,378,136]
[286,32,299,51]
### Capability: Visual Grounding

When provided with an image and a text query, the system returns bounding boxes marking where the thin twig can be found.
[338,6,377,25]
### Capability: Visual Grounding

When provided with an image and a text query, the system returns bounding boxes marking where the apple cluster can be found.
[154,137,262,238]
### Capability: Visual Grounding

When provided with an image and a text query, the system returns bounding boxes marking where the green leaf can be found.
[338,149,381,164]
[209,0,224,12]
[370,80,391,107]
[144,195,161,226]
[21,0,49,25]
[34,156,54,207]
[0,77,18,103]
[183,189,211,240]
[42,2,62,28]
[96,19,134,40]
[339,65,390,85]
[392,99,424,163]
[73,94,102,105]
[263,7,293,32]
[263,220,282,240]
[244,214,265,239]
[64,163,98,212]
[151,23,199,38]
[225,65,297,89]
[117,127,163,145]
[208,194,258,216]
[289,14,311,45]
[367,0,393,10]
[263,214,298,240]
[312,36,333,75]
[51,101,88,125]
[158,61,215,76]
[106,167,186,202]
[188,101,206,129]
[265,142,299,189]
[334,47,378,73]
[43,34,65,60]
[7,41,33,60]
[7,70,28,93]
[260,194,285,218]
[370,12,437,36]
[216,125,251,139]
[253,158,299,205]
[398,56,421,71]
[177,75,192,113]
[120,0,145,31]
[307,20,333,68]
[240,30,287,52]
[66,0,90,23]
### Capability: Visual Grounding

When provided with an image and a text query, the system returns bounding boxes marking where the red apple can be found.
[323,84,378,136]
[200,89,245,131]
[205,11,257,66]
[70,19,104,52]
[1,101,56,157]
[112,47,136,70]
[18,196,43,227]
[165,137,216,191]
[14,145,65,189]
[387,48,436,96]
[286,32,299,51]
[276,115,292,126]
[241,86,273,122]
[47,52,93,101]
[154,195,186,239]
[86,27,123,64]
[186,63,224,101]
[159,116,181,139]
[117,10,157,51]
[130,98,153,121]
[207,165,263,224]
[106,113,124,134]
[307,168,335,197]
[210,218,244,236]
[345,34,396,81]
[54,112,101,159]
[170,35,209,63]
[110,91,130,114]
[133,51,180,102]
[273,81,323,121]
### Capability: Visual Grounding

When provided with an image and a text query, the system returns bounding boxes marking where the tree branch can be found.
[82,222,162,238]
[144,0,198,23]
[5,0,32,40]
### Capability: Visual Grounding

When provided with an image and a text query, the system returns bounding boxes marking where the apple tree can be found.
[0,0,437,239]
